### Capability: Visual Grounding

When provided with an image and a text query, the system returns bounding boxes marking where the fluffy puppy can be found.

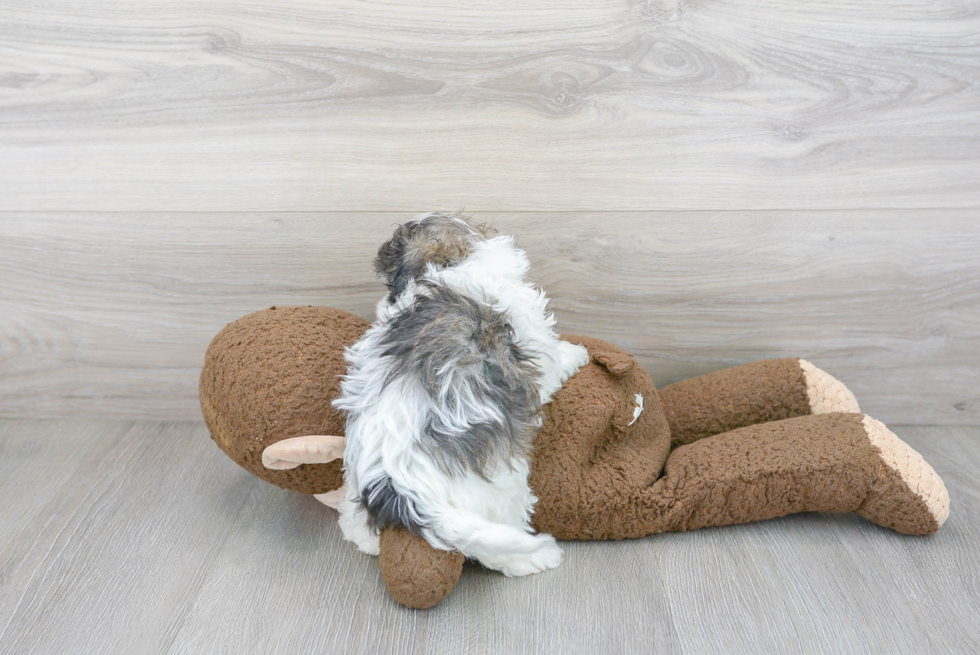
[334,213,589,577]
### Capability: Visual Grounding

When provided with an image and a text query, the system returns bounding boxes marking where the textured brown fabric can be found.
[537,411,940,539]
[658,358,811,447]
[200,308,945,610]
[199,306,368,495]
[528,348,923,540]
[379,527,465,609]
[530,335,672,540]
[857,453,941,536]
[619,413,877,536]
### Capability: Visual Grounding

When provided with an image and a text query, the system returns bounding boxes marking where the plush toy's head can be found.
[200,307,672,505]
[199,306,368,495]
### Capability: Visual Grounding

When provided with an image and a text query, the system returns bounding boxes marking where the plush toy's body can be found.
[200,306,950,609]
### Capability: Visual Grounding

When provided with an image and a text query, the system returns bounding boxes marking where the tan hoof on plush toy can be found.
[379,526,465,609]
[799,359,860,414]
[857,416,950,535]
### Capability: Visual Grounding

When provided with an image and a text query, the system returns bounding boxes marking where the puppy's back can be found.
[355,283,543,534]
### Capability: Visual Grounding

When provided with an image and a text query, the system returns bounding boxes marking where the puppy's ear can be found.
[375,222,424,300]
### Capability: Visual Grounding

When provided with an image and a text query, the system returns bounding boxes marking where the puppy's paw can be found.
[499,536,564,577]
[343,523,379,556]
[558,341,590,378]
[338,500,381,556]
[355,531,381,556]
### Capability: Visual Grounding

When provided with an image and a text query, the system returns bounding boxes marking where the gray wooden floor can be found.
[0,420,977,655]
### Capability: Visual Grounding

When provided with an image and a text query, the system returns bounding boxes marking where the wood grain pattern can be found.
[1,1,977,649]
[0,421,257,655]
[1,211,977,424]
[0,420,976,654]
[861,426,980,654]
[0,0,978,211]
[0,419,128,594]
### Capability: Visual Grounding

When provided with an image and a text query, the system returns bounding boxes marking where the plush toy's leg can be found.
[658,359,860,447]
[378,527,465,610]
[538,413,949,540]
[649,413,947,536]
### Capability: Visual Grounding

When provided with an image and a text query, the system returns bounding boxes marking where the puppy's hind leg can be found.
[432,511,563,577]
[338,493,381,556]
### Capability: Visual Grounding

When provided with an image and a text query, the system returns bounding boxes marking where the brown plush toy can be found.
[200,305,950,609]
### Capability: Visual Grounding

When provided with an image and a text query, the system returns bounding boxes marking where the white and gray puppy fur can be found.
[334,213,590,577]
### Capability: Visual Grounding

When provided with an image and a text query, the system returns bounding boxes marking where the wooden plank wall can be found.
[1,1,978,423]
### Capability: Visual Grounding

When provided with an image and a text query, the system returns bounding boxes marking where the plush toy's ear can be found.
[591,349,636,376]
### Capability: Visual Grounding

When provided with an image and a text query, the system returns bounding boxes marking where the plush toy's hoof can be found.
[800,359,861,414]
[857,416,950,535]
[378,526,465,609]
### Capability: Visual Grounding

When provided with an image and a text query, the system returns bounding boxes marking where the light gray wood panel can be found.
[1,0,978,211]
[1,211,977,424]
[658,426,980,655]
[0,420,977,654]
[859,426,980,654]
[166,477,683,655]
[0,418,131,616]
[0,421,257,655]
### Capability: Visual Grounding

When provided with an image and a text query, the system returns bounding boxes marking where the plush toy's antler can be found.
[262,435,347,508]
[262,435,346,469]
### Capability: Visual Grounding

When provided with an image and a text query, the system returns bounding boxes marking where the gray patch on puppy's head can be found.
[374,213,495,302]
